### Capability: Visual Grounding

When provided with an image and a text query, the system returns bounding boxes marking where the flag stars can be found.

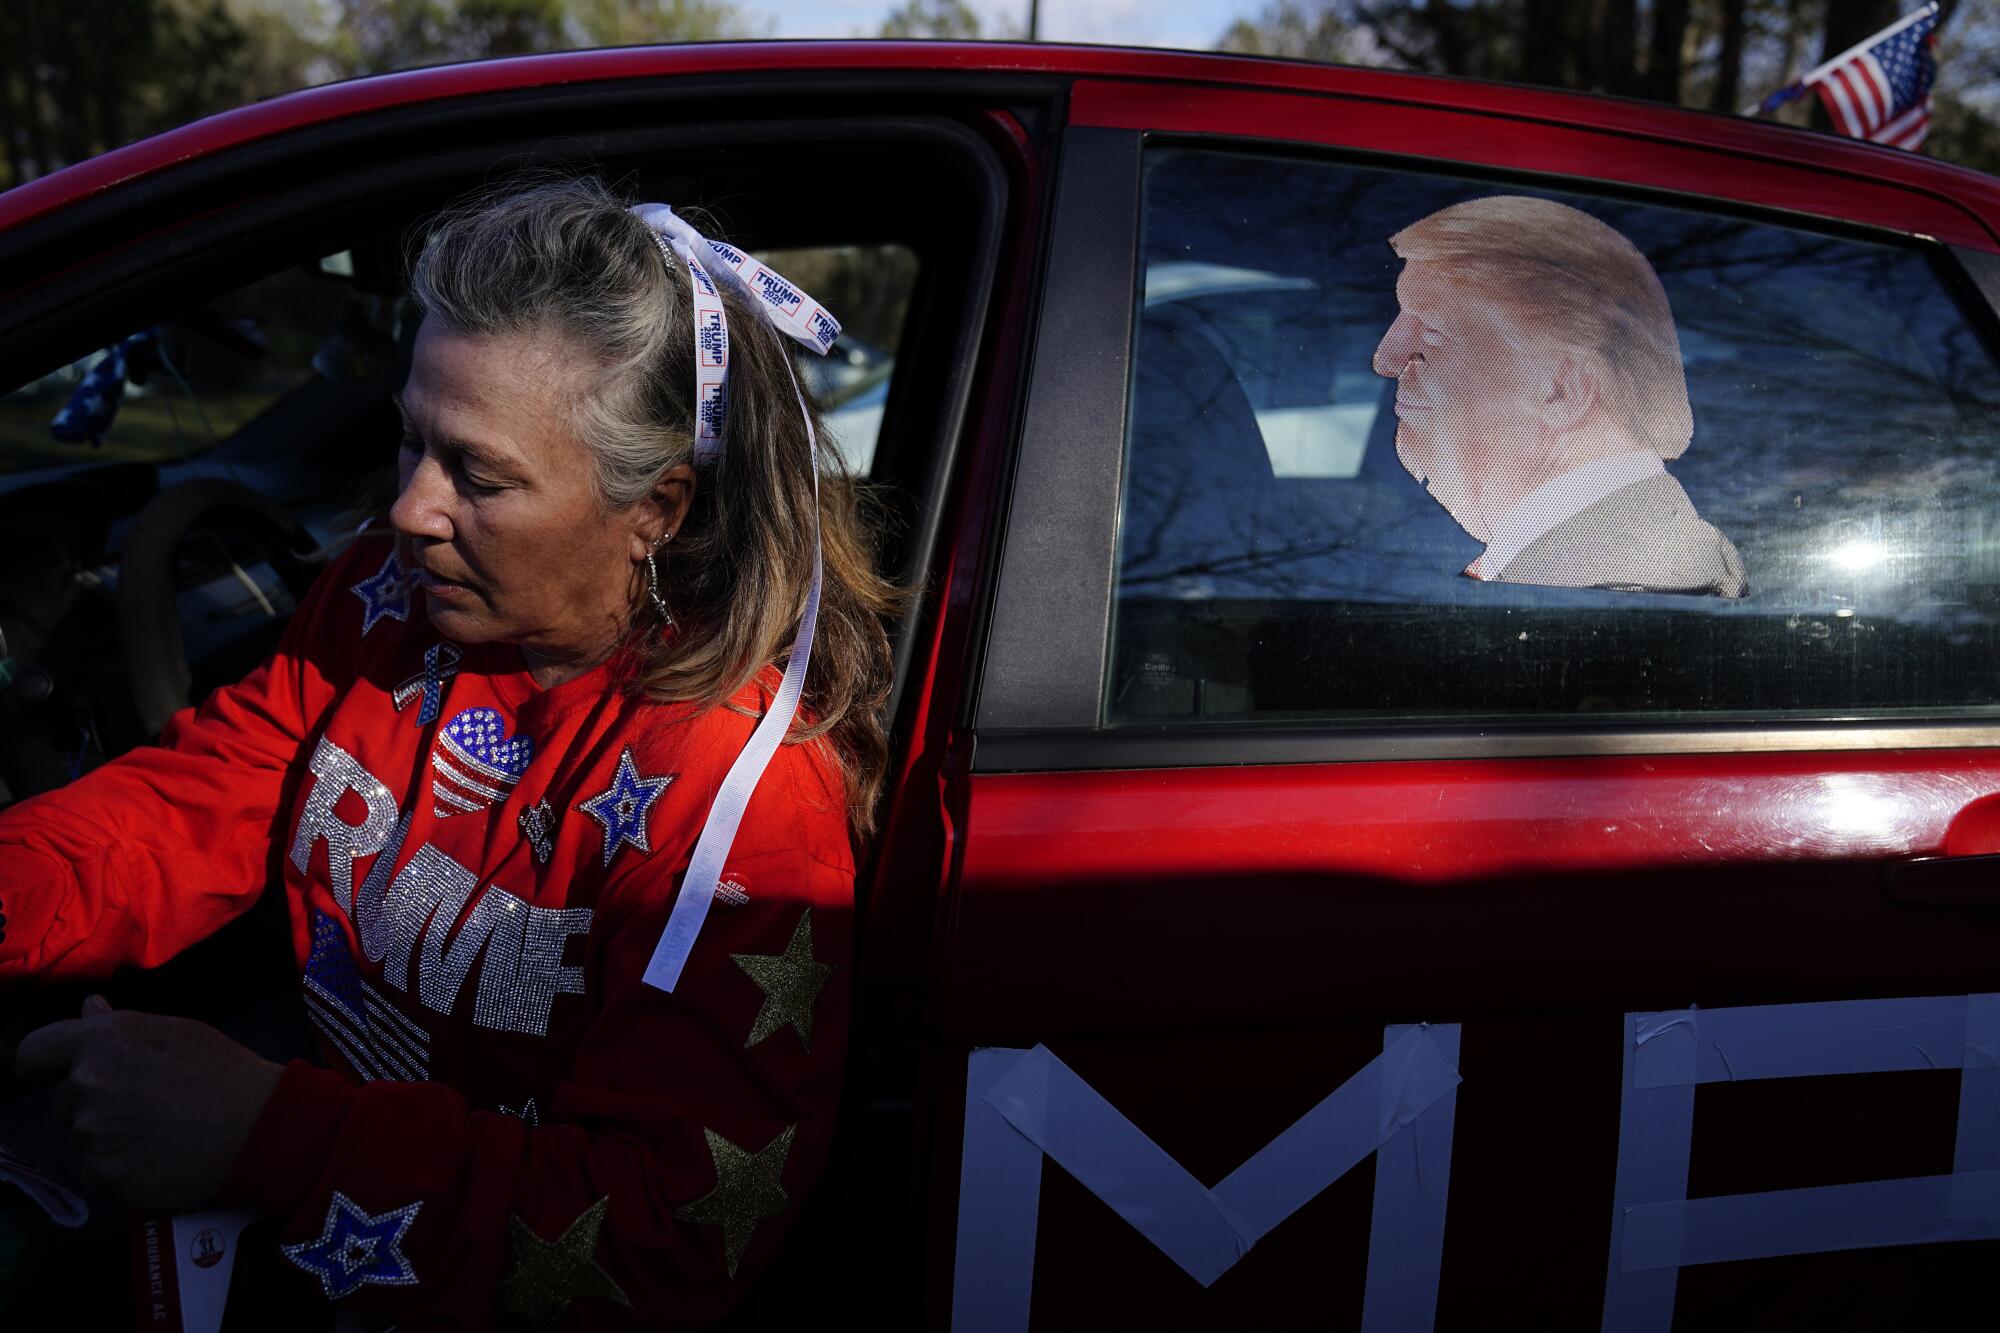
[1810,8,1936,149]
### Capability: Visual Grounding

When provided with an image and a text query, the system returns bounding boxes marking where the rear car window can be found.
[1109,147,2000,727]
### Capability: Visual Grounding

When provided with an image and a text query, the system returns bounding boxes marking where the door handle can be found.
[1885,853,2000,906]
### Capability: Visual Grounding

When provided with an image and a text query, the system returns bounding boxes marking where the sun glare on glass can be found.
[1828,539,1887,572]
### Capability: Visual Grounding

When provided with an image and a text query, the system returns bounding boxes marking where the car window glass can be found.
[0,255,357,479]
[754,244,917,475]
[1,243,915,484]
[1109,147,2000,726]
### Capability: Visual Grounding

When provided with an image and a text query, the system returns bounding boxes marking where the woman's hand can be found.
[12,997,282,1213]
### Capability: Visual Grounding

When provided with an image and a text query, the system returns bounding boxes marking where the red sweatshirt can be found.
[0,538,855,1329]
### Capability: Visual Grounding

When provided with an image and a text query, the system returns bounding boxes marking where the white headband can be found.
[627,203,840,461]
[626,202,837,993]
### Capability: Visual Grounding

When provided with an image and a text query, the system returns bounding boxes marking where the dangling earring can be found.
[645,530,673,624]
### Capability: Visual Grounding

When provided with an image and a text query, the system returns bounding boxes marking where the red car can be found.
[6,39,2000,1332]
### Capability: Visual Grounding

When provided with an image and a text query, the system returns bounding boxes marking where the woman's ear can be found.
[626,463,697,562]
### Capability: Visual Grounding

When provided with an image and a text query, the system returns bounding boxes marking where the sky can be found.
[753,0,1244,49]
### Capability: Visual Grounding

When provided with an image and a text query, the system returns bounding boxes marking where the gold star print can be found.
[496,1196,629,1330]
[731,908,835,1051]
[675,1124,796,1278]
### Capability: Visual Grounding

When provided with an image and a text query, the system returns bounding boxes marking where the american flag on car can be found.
[1752,3,1936,152]
[1814,2,1938,150]
[1750,3,1939,152]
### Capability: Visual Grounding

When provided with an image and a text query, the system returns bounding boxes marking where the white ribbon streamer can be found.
[685,248,731,460]
[633,205,840,356]
[626,203,836,993]
[700,236,843,356]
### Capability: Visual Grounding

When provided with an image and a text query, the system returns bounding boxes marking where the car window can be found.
[1108,147,2000,727]
[755,243,917,475]
[2,240,916,491]
[0,255,360,480]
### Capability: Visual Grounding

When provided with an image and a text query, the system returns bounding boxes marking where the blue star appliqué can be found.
[282,1191,422,1300]
[577,748,674,869]
[350,550,412,637]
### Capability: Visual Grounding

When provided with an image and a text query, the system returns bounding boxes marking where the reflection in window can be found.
[1110,148,2000,725]
[755,244,917,476]
[0,262,353,476]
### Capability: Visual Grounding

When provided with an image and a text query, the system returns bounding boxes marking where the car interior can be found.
[1,107,1006,800]
[0,89,1016,1320]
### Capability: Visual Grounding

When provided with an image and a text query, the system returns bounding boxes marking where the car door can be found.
[942,74,2000,1331]
[0,60,1033,1324]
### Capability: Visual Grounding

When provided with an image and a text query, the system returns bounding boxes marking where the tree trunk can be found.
[0,65,24,186]
[1777,0,1810,82]
[51,7,96,168]
[1521,0,1571,86]
[1595,0,1640,96]
[1643,0,1692,103]
[18,3,58,179]
[1710,0,1748,111]
[1424,4,1473,77]
[0,5,26,184]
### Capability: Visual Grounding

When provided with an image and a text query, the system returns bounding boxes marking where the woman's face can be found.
[390,322,658,661]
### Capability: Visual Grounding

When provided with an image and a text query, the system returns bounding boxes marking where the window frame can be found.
[973,128,2000,774]
[0,101,1013,753]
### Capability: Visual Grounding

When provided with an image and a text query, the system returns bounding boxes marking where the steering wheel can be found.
[117,480,324,737]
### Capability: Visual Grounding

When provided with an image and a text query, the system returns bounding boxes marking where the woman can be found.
[0,176,898,1328]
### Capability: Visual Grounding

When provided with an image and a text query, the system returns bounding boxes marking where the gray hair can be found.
[403,174,907,837]
[408,175,696,507]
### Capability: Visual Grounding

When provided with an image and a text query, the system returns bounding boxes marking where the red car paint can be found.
[8,41,2000,1330]
[1069,79,2000,249]
[10,41,2000,240]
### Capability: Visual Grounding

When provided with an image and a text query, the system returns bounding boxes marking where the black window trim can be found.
[973,126,1140,733]
[972,128,2000,773]
[974,717,2000,774]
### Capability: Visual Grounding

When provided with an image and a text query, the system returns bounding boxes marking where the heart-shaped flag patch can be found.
[432,707,534,817]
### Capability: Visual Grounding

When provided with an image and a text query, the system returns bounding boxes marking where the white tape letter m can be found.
[951,1023,1463,1332]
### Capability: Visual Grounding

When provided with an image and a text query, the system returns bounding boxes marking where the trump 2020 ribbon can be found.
[625,204,837,993]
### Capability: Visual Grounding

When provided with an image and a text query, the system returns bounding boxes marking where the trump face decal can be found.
[1374,196,1745,598]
